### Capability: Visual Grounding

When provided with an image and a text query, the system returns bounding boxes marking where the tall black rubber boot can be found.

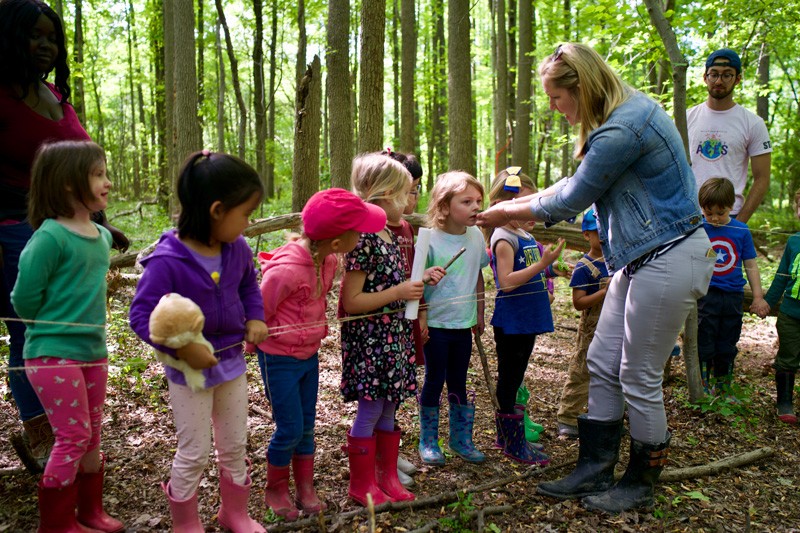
[582,432,671,514]
[536,415,623,499]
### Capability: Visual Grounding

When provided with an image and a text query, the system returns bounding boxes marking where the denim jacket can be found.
[530,91,702,273]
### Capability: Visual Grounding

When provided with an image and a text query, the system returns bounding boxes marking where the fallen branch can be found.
[109,198,158,220]
[408,504,512,533]
[265,459,576,532]
[658,447,774,482]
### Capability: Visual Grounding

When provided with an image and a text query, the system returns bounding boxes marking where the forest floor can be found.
[1,271,800,532]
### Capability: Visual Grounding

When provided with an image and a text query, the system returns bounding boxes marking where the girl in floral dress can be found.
[339,153,443,506]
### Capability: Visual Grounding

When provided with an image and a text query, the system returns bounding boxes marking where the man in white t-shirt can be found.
[687,48,772,223]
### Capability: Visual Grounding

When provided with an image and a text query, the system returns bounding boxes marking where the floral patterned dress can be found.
[340,231,417,403]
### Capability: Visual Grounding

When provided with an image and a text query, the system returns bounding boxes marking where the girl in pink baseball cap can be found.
[254,187,386,520]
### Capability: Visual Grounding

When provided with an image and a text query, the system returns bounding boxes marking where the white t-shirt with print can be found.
[687,103,772,214]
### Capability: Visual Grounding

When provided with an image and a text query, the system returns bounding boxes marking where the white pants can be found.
[167,373,249,500]
[587,230,713,444]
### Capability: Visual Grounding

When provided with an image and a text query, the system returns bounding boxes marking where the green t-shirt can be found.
[11,218,111,360]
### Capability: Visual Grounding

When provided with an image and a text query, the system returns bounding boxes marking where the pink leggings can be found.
[25,357,108,488]
[167,373,249,500]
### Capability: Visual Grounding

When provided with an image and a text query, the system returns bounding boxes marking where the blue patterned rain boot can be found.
[448,397,485,463]
[418,404,445,465]
[496,411,549,465]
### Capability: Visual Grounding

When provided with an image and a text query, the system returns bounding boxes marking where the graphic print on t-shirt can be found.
[710,236,739,276]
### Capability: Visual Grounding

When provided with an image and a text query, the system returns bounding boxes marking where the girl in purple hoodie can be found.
[130,151,268,532]
[255,188,387,520]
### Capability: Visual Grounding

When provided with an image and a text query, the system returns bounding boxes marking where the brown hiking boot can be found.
[16,414,53,473]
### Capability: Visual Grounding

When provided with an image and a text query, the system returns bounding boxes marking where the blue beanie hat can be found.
[706,49,741,74]
[581,209,597,231]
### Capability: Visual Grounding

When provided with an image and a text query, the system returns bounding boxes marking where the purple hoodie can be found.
[129,230,264,388]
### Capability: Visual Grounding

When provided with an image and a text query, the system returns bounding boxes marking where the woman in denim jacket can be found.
[478,43,715,514]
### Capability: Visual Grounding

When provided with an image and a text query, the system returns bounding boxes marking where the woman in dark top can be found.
[0,0,127,475]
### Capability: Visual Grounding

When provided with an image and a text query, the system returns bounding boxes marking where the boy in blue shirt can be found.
[556,209,609,438]
[697,178,770,393]
[763,188,800,424]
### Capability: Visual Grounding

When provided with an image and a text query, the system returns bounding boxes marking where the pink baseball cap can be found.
[302,188,387,240]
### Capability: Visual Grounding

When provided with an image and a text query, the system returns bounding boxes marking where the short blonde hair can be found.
[351,153,411,213]
[539,43,629,159]
[488,168,537,206]
[427,171,484,230]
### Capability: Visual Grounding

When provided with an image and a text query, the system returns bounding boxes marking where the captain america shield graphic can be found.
[710,236,738,276]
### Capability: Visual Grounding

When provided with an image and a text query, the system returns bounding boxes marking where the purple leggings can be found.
[25,357,108,487]
[350,398,396,438]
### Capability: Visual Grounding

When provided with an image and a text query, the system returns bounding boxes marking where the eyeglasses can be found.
[706,72,736,82]
[408,183,421,197]
[552,44,564,62]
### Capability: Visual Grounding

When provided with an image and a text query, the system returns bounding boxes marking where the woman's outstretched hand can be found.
[476,202,509,228]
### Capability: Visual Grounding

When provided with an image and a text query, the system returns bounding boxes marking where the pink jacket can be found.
[254,241,336,359]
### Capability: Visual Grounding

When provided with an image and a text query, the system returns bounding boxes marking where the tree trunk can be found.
[512,0,533,172]
[126,0,140,198]
[215,0,247,159]
[252,0,267,188]
[399,0,417,154]
[163,0,176,212]
[358,0,386,153]
[173,0,202,183]
[391,0,400,148]
[327,0,353,189]
[493,0,509,172]
[196,0,204,127]
[429,0,446,186]
[297,0,306,86]
[215,18,226,152]
[757,40,770,123]
[72,0,85,124]
[292,56,322,213]
[266,1,278,198]
[448,0,474,174]
[149,0,167,210]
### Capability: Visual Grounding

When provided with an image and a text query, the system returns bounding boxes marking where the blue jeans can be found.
[587,229,714,444]
[0,221,43,421]
[257,350,319,466]
[420,327,473,407]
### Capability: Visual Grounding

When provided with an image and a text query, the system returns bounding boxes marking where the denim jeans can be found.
[257,350,319,466]
[587,229,714,444]
[0,221,43,421]
[420,327,473,407]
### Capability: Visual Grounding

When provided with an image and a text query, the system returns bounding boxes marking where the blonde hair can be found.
[538,43,629,160]
[351,153,411,213]
[427,171,484,230]
[28,140,106,229]
[484,168,537,244]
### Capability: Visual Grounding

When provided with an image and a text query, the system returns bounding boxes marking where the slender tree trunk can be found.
[215,0,246,159]
[196,0,205,127]
[327,0,353,189]
[292,56,322,212]
[266,1,278,197]
[252,0,267,187]
[447,0,474,173]
[757,40,770,123]
[399,0,417,154]
[493,0,509,172]
[215,19,226,152]
[73,0,85,124]
[88,35,105,147]
[432,0,446,181]
[149,0,166,209]
[126,1,140,197]
[358,0,386,153]
[297,0,306,86]
[512,0,532,172]
[391,0,400,148]
[507,0,516,124]
[163,0,176,211]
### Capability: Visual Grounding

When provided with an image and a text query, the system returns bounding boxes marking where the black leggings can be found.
[494,326,536,413]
